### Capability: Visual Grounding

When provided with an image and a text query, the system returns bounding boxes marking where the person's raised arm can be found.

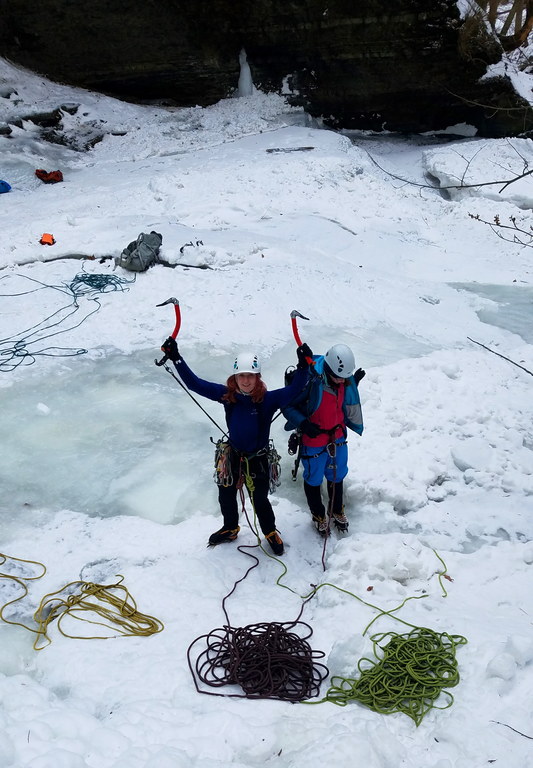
[272,343,312,412]
[161,336,226,402]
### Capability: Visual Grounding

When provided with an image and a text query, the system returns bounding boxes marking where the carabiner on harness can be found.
[267,440,282,494]
[288,431,300,456]
[213,439,233,487]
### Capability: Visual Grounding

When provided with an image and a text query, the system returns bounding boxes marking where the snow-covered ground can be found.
[1,52,533,768]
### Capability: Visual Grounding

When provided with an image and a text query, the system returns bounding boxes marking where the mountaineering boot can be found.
[332,510,349,533]
[208,526,240,547]
[265,530,284,556]
[312,515,329,537]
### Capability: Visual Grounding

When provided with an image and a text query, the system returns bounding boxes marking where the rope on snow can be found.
[187,459,467,716]
[0,270,134,372]
[319,626,467,726]
[187,461,329,702]
[0,553,163,649]
[188,618,328,702]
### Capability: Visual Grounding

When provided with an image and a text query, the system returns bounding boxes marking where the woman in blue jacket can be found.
[161,337,311,554]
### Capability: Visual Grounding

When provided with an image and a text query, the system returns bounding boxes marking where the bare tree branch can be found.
[473,0,532,48]
[500,0,524,35]
[500,0,533,50]
[364,150,533,193]
[468,212,533,247]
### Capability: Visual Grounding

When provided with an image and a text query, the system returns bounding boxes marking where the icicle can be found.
[237,49,254,97]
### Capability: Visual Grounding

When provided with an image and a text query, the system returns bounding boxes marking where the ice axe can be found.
[155,297,181,366]
[290,309,314,365]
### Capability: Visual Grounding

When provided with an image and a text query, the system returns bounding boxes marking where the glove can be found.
[353,368,366,385]
[161,336,181,362]
[296,343,313,369]
[300,419,322,438]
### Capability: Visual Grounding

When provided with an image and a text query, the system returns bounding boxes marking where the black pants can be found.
[304,480,344,518]
[218,450,276,535]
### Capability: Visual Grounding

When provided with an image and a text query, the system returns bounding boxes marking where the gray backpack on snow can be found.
[115,231,162,272]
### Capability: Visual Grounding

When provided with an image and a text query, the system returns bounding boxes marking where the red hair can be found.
[223,374,266,404]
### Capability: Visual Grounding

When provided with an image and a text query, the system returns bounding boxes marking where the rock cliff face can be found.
[1,0,531,136]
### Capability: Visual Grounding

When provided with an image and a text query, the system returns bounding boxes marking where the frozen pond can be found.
[452,282,533,344]
[0,351,220,531]
[0,327,435,534]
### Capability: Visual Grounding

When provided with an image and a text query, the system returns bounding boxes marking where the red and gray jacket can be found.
[282,354,363,439]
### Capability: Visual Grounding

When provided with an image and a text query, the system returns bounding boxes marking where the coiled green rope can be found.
[271,558,467,724]
[320,627,467,725]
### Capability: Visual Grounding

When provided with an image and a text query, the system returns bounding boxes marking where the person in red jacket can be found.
[283,343,364,535]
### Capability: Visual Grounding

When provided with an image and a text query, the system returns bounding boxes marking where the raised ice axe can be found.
[155,297,181,366]
[290,309,314,365]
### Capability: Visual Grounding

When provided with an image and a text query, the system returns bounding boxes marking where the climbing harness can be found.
[215,440,281,494]
[0,553,163,650]
[244,442,281,495]
[299,437,347,462]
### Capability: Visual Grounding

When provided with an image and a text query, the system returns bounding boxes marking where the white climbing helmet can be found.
[324,343,356,378]
[233,351,261,375]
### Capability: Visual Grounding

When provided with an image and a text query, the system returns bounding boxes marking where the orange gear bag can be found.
[35,169,63,183]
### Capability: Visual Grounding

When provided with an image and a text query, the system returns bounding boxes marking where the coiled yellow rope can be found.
[1,553,164,650]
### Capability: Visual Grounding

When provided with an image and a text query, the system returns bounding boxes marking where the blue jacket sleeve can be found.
[282,367,318,430]
[174,357,226,402]
[282,392,308,430]
[269,365,309,413]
